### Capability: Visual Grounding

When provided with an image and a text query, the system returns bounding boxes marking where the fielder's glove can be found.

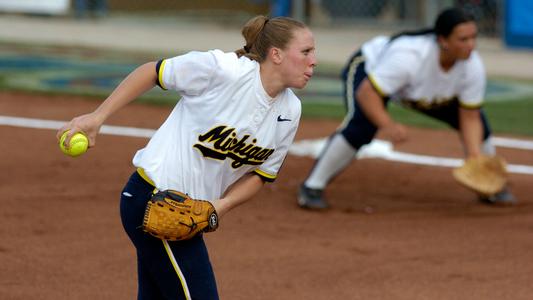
[142,190,219,241]
[452,155,508,197]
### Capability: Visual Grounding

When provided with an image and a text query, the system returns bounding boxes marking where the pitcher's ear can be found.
[270,47,283,65]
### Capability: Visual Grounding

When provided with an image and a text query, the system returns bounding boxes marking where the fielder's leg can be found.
[477,112,516,204]
[299,133,356,209]
[299,51,379,209]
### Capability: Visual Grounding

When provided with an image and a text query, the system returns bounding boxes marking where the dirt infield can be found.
[1,91,532,300]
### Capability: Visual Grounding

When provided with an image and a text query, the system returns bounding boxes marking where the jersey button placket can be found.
[251,105,268,130]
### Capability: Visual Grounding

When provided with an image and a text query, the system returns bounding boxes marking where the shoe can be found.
[479,187,517,205]
[298,184,329,210]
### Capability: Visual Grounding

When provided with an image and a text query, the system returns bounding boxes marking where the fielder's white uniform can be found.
[362,34,486,109]
[302,32,494,203]
[333,33,490,152]
[133,49,301,201]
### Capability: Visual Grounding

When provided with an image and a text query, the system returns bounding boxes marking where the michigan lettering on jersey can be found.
[193,125,275,168]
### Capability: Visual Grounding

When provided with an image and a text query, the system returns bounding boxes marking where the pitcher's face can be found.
[279,28,317,89]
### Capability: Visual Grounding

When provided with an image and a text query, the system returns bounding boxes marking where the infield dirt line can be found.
[2,114,532,175]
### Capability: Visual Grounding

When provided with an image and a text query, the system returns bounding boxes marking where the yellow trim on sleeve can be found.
[367,74,387,97]
[158,59,168,90]
[459,101,482,110]
[254,169,276,181]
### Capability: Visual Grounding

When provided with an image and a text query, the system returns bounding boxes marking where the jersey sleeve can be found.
[367,49,419,97]
[156,51,217,96]
[253,98,302,182]
[457,53,486,109]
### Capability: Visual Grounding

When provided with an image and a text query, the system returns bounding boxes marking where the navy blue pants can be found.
[120,171,219,300]
[339,50,492,150]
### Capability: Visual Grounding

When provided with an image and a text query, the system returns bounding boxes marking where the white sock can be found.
[305,133,356,189]
[482,137,496,156]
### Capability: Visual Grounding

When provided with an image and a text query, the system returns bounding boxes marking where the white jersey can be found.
[132,50,301,201]
[361,34,486,109]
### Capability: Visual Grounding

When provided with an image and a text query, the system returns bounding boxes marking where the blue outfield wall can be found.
[504,0,533,49]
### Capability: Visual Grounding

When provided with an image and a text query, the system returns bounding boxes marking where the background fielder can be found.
[298,7,516,210]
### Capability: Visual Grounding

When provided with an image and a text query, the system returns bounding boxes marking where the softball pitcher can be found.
[58,15,316,299]
[298,7,516,210]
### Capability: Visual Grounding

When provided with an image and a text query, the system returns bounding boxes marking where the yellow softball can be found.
[59,131,89,157]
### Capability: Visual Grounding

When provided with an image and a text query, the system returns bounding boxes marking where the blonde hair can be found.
[235,15,307,62]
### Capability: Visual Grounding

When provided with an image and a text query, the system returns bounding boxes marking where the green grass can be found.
[298,63,533,137]
[483,98,533,136]
[387,98,533,136]
[301,97,533,137]
[1,81,531,137]
[0,41,531,137]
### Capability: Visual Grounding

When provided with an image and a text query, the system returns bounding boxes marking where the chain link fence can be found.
[0,0,501,37]
[306,0,501,36]
[104,0,501,36]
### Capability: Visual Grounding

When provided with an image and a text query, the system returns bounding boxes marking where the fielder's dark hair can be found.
[389,7,475,42]
[434,7,475,37]
[235,15,307,62]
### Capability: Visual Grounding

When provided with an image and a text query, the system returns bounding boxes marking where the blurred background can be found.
[0,0,532,135]
[0,0,530,40]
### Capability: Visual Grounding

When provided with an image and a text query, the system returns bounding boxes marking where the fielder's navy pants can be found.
[120,170,219,300]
